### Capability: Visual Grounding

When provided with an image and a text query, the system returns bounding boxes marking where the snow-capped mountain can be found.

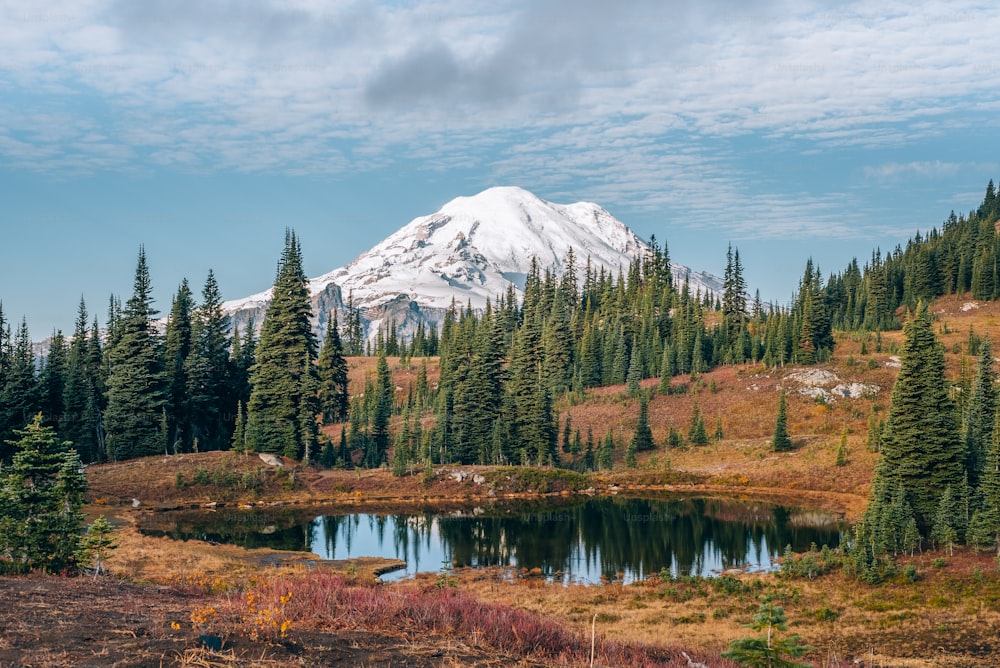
[222,186,723,343]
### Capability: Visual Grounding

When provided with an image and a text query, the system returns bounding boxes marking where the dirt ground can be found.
[0,575,545,668]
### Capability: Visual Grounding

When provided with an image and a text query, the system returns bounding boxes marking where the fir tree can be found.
[964,338,996,488]
[625,341,643,396]
[77,514,118,578]
[104,248,166,460]
[598,428,615,470]
[163,279,194,453]
[0,414,87,573]
[877,303,963,530]
[772,390,793,452]
[561,415,572,454]
[835,427,848,466]
[38,331,67,430]
[931,486,960,555]
[0,319,39,459]
[971,409,1000,554]
[583,427,595,472]
[625,436,637,468]
[316,312,349,423]
[866,406,882,452]
[722,596,811,668]
[297,351,320,463]
[231,401,246,452]
[366,352,393,468]
[185,271,231,452]
[61,299,102,463]
[688,402,709,446]
[247,231,317,457]
[631,395,655,452]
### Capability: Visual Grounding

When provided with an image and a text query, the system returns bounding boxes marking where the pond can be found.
[141,496,845,584]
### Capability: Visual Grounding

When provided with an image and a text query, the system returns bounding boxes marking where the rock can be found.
[449,471,467,482]
[797,386,831,400]
[472,474,486,485]
[204,501,217,509]
[681,651,708,668]
[831,382,880,398]
[131,498,141,508]
[258,453,284,468]
[785,369,839,387]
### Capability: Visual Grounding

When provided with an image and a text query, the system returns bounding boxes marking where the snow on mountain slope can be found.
[223,186,722,341]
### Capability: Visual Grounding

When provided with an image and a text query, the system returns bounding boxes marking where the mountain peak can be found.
[224,187,722,341]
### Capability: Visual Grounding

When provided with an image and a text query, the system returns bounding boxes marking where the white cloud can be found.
[1,0,999,236]
[863,161,963,182]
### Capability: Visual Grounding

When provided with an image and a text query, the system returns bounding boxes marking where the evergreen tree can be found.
[835,427,848,467]
[297,351,320,463]
[61,299,102,463]
[964,338,996,488]
[104,248,166,460]
[0,319,39,459]
[971,409,1000,554]
[877,303,962,530]
[625,436,637,468]
[866,406,882,452]
[631,395,655,452]
[625,341,643,396]
[366,352,393,468]
[598,428,615,470]
[722,596,811,668]
[931,486,960,555]
[38,331,67,430]
[247,231,317,457]
[163,279,194,453]
[0,414,87,573]
[688,402,709,446]
[316,312,349,423]
[231,401,246,452]
[77,515,118,577]
[185,271,231,452]
[772,390,793,452]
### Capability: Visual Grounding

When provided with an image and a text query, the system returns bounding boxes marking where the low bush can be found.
[221,572,712,666]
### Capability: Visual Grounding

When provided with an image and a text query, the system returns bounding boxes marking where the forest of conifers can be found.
[0,179,998,476]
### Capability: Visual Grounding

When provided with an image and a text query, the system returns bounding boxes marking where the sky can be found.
[2,0,999,337]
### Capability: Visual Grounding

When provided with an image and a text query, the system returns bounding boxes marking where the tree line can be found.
[1,226,834,468]
[822,179,1000,331]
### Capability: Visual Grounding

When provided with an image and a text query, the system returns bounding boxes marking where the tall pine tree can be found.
[316,312,349,423]
[247,231,318,459]
[104,248,166,461]
[876,302,963,531]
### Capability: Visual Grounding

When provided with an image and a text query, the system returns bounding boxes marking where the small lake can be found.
[141,496,844,584]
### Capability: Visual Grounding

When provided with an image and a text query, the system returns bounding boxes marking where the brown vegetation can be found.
[15,294,1000,666]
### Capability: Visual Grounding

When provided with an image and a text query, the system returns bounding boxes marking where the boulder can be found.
[258,453,284,468]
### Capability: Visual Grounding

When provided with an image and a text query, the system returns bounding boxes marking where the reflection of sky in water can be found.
[309,511,816,585]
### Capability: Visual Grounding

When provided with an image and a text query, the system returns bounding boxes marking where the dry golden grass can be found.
[70,293,1000,666]
[442,547,1000,668]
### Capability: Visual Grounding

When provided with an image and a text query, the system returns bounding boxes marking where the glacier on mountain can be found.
[222,186,723,343]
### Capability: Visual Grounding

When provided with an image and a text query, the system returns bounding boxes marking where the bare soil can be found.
[0,575,537,667]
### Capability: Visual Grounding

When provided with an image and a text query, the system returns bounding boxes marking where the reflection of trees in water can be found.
[144,498,843,580]
[141,508,314,552]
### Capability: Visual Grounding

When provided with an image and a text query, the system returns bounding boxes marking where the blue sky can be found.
[2,0,999,336]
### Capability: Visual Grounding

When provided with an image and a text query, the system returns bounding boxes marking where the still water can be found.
[142,496,844,584]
